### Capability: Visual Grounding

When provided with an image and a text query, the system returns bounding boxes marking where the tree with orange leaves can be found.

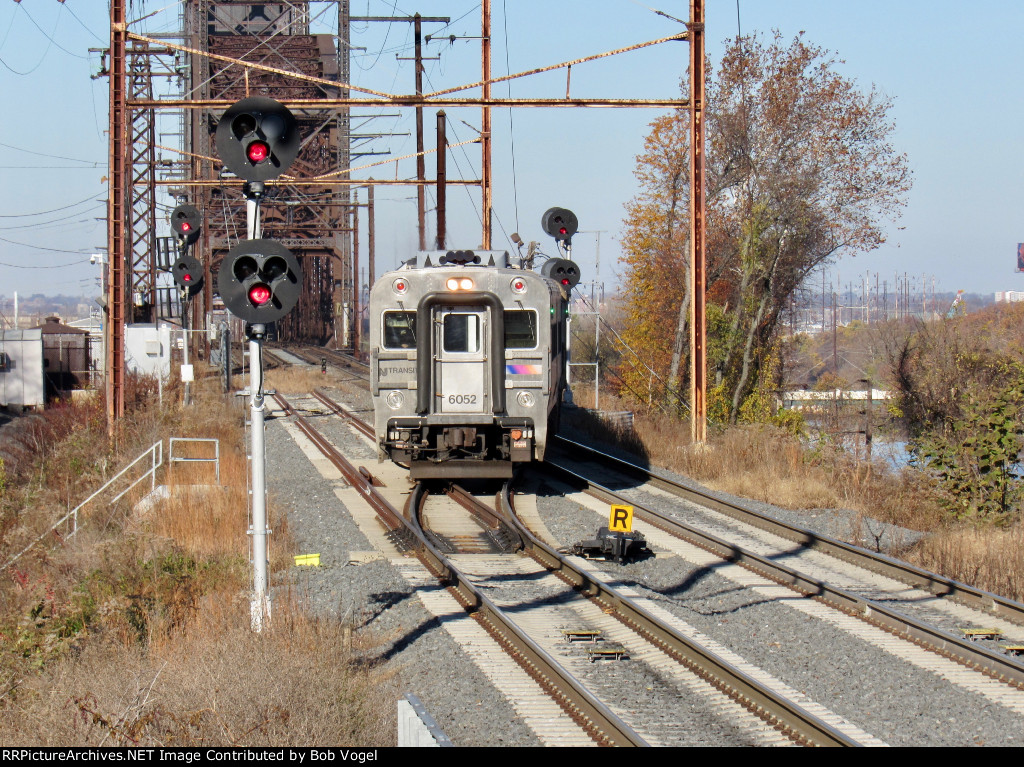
[618,33,912,422]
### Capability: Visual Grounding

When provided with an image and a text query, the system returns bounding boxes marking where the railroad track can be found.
[547,436,1024,671]
[280,388,875,746]
[264,386,1024,743]
[271,391,643,746]
[275,344,371,384]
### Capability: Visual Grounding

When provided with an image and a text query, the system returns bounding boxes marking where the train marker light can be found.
[215,97,299,182]
[218,239,302,323]
[510,277,527,294]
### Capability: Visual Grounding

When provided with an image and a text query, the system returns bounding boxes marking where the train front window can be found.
[383,311,417,349]
[443,313,480,353]
[504,310,537,348]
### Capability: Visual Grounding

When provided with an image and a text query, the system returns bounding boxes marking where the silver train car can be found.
[368,249,575,479]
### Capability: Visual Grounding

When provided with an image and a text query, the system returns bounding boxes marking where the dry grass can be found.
[0,597,397,746]
[904,524,1024,603]
[0,372,396,746]
[264,366,331,395]
[571,387,945,524]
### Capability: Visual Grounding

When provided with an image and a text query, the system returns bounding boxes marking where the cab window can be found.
[503,310,537,348]
[383,311,416,349]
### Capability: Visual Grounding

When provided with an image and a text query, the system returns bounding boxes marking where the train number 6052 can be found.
[448,394,478,405]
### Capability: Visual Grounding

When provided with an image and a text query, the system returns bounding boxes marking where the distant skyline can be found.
[0,1,1021,302]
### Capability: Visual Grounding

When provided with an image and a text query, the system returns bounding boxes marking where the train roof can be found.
[398,250,513,270]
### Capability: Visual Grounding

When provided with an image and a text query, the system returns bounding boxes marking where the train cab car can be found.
[369,249,570,479]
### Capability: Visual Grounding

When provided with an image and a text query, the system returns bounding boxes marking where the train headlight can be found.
[386,390,405,409]
[516,391,536,408]
[445,277,474,291]
[393,278,408,295]
[510,277,527,294]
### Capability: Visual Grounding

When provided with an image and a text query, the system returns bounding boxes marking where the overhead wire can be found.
[0,193,104,219]
[16,2,87,60]
[357,0,401,71]
[0,233,94,256]
[565,283,691,414]
[0,258,92,270]
[63,3,106,44]
[0,6,55,76]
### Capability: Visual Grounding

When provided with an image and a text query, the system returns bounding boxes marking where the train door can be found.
[435,306,488,413]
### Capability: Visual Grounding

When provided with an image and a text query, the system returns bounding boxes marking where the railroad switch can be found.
[572,526,648,564]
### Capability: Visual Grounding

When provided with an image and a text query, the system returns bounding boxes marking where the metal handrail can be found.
[0,441,163,572]
[169,438,220,484]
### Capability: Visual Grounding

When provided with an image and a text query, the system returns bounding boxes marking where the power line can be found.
[0,234,94,256]
[17,2,88,60]
[0,140,101,166]
[0,193,104,219]
[0,258,91,270]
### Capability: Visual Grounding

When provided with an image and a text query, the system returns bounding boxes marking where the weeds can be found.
[0,371,395,746]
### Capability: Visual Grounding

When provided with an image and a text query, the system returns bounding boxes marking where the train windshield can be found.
[503,310,537,348]
[383,311,417,349]
[442,313,480,353]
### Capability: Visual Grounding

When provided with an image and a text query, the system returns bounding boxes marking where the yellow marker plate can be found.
[608,504,634,533]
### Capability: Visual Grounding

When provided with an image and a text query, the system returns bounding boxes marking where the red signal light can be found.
[181,222,192,232]
[248,284,272,305]
[183,274,192,282]
[561,278,570,286]
[247,141,270,163]
[559,227,567,235]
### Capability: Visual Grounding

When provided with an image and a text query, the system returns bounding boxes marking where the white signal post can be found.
[247,193,270,632]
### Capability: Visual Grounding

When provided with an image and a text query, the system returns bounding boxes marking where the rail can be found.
[496,481,861,746]
[552,435,1024,627]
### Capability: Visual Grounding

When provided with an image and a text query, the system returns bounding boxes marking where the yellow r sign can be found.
[608,505,633,533]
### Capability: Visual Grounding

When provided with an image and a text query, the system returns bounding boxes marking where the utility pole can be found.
[396,15,440,250]
[436,111,447,249]
[688,0,707,444]
[368,184,376,288]
[352,190,360,351]
[107,0,127,435]
[481,0,493,248]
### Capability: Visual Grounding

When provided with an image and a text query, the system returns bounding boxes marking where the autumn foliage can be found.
[617,34,912,422]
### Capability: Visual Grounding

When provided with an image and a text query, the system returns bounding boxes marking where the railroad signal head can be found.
[171,204,201,244]
[171,253,204,294]
[541,258,581,289]
[215,97,300,182]
[217,239,302,324]
[541,207,578,242]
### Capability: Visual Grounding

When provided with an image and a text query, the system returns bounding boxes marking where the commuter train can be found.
[368,245,581,479]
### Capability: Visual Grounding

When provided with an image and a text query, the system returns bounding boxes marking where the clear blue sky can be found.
[0,1,1021,303]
